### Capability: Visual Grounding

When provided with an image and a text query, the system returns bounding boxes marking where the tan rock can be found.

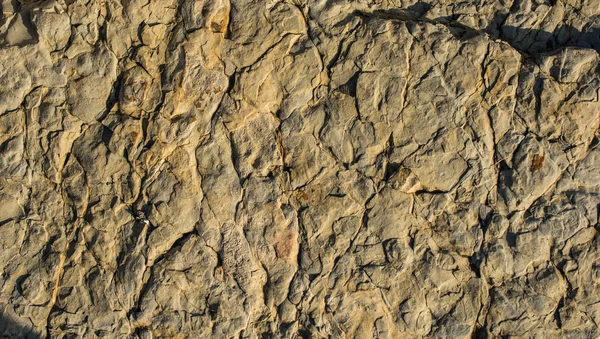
[2,0,600,337]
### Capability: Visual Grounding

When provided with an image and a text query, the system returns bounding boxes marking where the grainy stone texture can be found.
[1,0,600,338]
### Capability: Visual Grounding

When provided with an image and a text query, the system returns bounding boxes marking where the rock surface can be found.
[1,0,600,338]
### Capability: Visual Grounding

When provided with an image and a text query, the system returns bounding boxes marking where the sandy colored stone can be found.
[2,0,600,338]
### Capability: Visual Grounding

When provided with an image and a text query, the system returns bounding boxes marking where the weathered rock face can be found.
[1,0,600,338]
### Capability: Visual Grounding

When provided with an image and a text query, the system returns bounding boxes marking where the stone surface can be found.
[1,0,600,338]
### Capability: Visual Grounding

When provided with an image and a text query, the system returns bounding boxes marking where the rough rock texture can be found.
[1,0,600,338]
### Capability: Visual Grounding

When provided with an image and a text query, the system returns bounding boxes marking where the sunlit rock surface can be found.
[1,0,600,337]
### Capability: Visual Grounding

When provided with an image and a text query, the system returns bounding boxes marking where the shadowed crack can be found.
[355,4,600,57]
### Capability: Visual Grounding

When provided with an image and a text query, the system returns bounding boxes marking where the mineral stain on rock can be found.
[1,0,600,338]
[531,153,545,172]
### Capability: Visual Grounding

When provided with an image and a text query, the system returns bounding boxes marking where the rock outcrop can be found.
[1,0,600,338]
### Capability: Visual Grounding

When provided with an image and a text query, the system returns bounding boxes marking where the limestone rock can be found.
[1,0,600,338]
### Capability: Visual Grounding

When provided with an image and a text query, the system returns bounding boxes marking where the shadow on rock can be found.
[0,313,40,339]
[486,14,600,55]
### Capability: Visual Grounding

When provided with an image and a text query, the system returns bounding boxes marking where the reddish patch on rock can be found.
[295,190,308,201]
[275,231,297,262]
[531,154,544,172]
